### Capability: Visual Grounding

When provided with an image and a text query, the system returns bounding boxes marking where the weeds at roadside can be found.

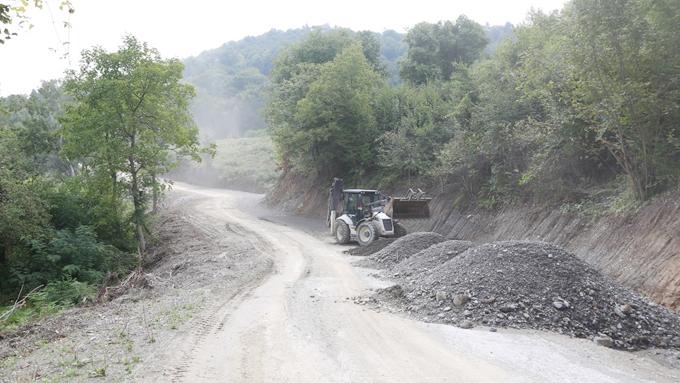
[1,281,96,333]
[165,301,198,330]
[142,304,156,343]
[114,319,135,354]
[0,355,19,370]
[62,367,79,378]
[89,366,106,378]
[122,355,141,374]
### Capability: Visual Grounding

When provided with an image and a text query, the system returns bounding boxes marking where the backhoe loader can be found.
[326,178,431,246]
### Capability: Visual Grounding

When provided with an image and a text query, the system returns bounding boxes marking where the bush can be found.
[2,226,136,299]
[0,280,95,331]
[44,176,135,251]
[30,280,96,307]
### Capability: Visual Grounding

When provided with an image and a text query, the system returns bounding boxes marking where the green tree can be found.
[0,1,73,44]
[62,36,203,259]
[559,0,680,200]
[267,31,387,180]
[0,129,49,265]
[400,16,488,85]
[294,43,385,178]
[375,84,457,183]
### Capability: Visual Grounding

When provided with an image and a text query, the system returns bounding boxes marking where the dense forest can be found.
[183,24,512,139]
[267,0,680,209]
[0,37,204,325]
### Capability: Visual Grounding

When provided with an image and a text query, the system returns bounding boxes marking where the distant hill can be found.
[183,28,312,139]
[184,24,514,140]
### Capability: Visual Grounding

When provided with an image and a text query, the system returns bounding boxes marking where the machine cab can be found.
[342,189,382,224]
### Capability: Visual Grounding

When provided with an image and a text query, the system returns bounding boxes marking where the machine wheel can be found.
[357,222,378,246]
[335,219,350,244]
[394,222,407,238]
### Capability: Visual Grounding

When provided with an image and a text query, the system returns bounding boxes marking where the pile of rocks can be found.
[346,238,395,256]
[367,232,445,268]
[392,240,472,279]
[371,240,680,350]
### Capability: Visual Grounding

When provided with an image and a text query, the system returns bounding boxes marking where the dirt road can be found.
[144,183,678,383]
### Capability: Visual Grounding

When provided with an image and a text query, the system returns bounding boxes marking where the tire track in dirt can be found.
[154,202,277,383]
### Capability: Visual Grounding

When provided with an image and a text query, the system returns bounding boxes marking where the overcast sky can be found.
[0,0,567,96]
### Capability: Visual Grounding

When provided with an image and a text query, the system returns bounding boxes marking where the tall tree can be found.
[267,30,386,179]
[294,43,385,178]
[400,16,488,85]
[62,36,203,259]
[561,0,680,200]
[0,128,49,264]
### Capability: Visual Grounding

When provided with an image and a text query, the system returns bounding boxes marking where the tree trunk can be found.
[127,128,146,263]
[111,171,117,195]
[136,222,146,262]
[129,162,146,263]
[151,173,159,213]
[0,242,8,265]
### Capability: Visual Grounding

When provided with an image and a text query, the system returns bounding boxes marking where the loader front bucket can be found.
[388,198,431,219]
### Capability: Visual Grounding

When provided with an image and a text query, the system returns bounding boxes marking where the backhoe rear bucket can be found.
[387,198,431,219]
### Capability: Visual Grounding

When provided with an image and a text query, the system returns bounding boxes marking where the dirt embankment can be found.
[266,171,328,216]
[268,175,680,311]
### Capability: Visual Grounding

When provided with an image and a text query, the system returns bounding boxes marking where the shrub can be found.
[29,280,96,307]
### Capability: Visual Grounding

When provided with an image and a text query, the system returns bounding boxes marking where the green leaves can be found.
[553,0,680,199]
[264,5,680,204]
[267,32,388,180]
[400,17,488,85]
[62,35,203,255]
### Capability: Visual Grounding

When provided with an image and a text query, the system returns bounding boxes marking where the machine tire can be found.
[357,222,378,246]
[335,219,350,244]
[394,222,407,238]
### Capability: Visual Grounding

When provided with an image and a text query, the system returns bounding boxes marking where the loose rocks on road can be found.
[353,235,680,351]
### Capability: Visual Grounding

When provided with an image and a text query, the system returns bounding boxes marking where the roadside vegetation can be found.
[0,36,205,330]
[184,27,409,139]
[266,0,680,209]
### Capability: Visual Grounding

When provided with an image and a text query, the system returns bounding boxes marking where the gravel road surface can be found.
[153,183,679,383]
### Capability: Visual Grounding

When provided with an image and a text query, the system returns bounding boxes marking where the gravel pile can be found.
[346,238,396,256]
[369,232,445,268]
[376,241,680,350]
[392,240,472,278]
